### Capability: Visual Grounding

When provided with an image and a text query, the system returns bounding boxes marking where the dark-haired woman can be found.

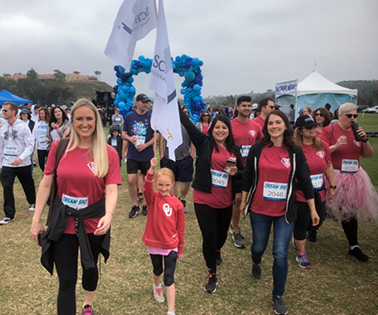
[241,111,319,315]
[195,110,212,134]
[180,108,243,293]
[47,106,70,149]
[312,107,331,136]
[33,107,50,172]
[292,115,336,268]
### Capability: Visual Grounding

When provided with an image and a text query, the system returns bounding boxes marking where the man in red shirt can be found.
[230,96,263,248]
[254,97,275,129]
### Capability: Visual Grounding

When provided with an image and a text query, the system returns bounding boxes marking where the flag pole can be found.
[154,130,157,158]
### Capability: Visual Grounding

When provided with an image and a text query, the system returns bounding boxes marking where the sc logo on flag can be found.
[153,55,166,72]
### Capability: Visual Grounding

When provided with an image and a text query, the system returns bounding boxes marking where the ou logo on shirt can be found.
[163,203,172,217]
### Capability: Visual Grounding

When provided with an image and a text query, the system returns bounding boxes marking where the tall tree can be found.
[94,70,101,81]
[53,69,66,81]
[73,71,80,75]
[26,68,38,80]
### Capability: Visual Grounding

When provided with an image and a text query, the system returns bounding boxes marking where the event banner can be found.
[275,79,298,96]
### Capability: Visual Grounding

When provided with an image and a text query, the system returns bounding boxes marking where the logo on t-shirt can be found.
[281,158,290,168]
[316,151,325,159]
[87,162,95,174]
[163,203,172,217]
[249,130,256,138]
[353,140,361,148]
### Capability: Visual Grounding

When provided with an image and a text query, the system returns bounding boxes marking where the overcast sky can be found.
[1,0,377,99]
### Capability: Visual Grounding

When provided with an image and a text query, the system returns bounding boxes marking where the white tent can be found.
[276,70,358,115]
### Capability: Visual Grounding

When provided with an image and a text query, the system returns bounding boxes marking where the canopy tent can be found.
[276,70,358,115]
[0,90,32,105]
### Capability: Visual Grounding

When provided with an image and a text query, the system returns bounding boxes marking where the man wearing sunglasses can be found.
[0,102,36,225]
[122,94,155,218]
[254,97,275,130]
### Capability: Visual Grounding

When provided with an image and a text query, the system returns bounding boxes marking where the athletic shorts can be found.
[127,158,150,175]
[160,155,194,183]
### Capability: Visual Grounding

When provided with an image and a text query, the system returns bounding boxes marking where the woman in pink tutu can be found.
[320,103,378,261]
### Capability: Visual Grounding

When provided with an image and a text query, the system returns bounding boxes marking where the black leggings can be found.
[150,251,177,286]
[37,149,49,172]
[294,201,325,241]
[342,218,358,246]
[53,233,104,315]
[194,203,233,274]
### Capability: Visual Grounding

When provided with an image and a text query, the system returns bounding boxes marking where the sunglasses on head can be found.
[346,114,358,119]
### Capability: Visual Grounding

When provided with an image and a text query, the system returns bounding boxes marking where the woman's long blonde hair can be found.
[67,99,109,178]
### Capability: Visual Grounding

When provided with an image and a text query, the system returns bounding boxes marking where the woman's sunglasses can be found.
[315,113,324,117]
[346,114,358,119]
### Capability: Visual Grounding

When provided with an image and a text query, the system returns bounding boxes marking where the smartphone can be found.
[225,157,236,169]
[38,233,44,246]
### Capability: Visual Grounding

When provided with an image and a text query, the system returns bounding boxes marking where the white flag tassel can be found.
[104,0,157,72]
[150,0,182,161]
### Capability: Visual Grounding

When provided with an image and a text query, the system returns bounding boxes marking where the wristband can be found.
[361,138,368,143]
[329,186,336,189]
[106,212,113,216]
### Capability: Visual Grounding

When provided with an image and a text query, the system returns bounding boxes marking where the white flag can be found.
[104,0,157,72]
[149,0,182,161]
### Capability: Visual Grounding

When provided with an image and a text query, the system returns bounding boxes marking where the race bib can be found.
[62,194,88,210]
[135,135,146,146]
[263,182,287,201]
[341,159,358,173]
[310,174,323,190]
[111,138,117,147]
[211,169,229,188]
[241,145,251,158]
[4,146,18,156]
[39,135,47,145]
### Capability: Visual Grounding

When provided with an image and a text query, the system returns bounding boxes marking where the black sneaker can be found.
[204,273,218,293]
[142,205,148,216]
[129,205,139,218]
[272,295,288,315]
[252,263,261,279]
[307,229,317,242]
[348,247,369,261]
[0,217,14,225]
[216,250,222,265]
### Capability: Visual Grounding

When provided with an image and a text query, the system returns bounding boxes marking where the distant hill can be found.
[337,80,378,106]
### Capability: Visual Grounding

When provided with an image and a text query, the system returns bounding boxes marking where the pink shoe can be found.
[82,304,94,315]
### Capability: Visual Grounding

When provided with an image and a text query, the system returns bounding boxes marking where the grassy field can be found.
[0,114,377,315]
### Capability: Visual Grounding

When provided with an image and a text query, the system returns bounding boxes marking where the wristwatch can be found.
[329,185,337,189]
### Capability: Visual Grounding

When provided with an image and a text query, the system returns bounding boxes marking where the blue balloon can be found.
[185,71,195,82]
[130,86,136,94]
[193,84,201,91]
[180,89,186,95]
[119,66,125,74]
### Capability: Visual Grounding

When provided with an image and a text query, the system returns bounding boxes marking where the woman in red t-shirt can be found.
[31,99,121,315]
[241,111,319,315]
[292,115,336,269]
[320,103,378,261]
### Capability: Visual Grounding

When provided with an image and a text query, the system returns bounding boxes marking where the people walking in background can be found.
[254,97,275,129]
[33,107,50,172]
[142,157,185,315]
[111,107,124,130]
[47,106,70,149]
[312,107,331,136]
[0,102,36,225]
[195,110,212,134]
[320,103,378,261]
[31,99,121,315]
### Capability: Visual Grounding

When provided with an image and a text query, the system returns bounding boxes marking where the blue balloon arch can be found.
[113,55,204,124]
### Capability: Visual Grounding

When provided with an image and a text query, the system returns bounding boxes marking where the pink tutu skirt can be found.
[325,168,378,223]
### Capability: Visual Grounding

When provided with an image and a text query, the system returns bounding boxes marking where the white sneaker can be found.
[0,217,14,225]
[153,285,165,303]
[29,204,35,211]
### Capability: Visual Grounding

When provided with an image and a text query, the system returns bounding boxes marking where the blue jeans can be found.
[250,211,294,296]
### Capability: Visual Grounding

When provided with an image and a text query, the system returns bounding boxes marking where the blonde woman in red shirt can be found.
[142,157,185,315]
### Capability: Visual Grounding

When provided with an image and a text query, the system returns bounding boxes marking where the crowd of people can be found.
[0,94,376,315]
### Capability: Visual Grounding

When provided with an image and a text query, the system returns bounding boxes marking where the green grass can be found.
[0,121,377,315]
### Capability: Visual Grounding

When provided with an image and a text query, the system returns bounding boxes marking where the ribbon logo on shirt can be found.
[316,151,325,159]
[353,140,361,147]
[281,158,290,168]
[163,203,172,217]
[87,162,95,174]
